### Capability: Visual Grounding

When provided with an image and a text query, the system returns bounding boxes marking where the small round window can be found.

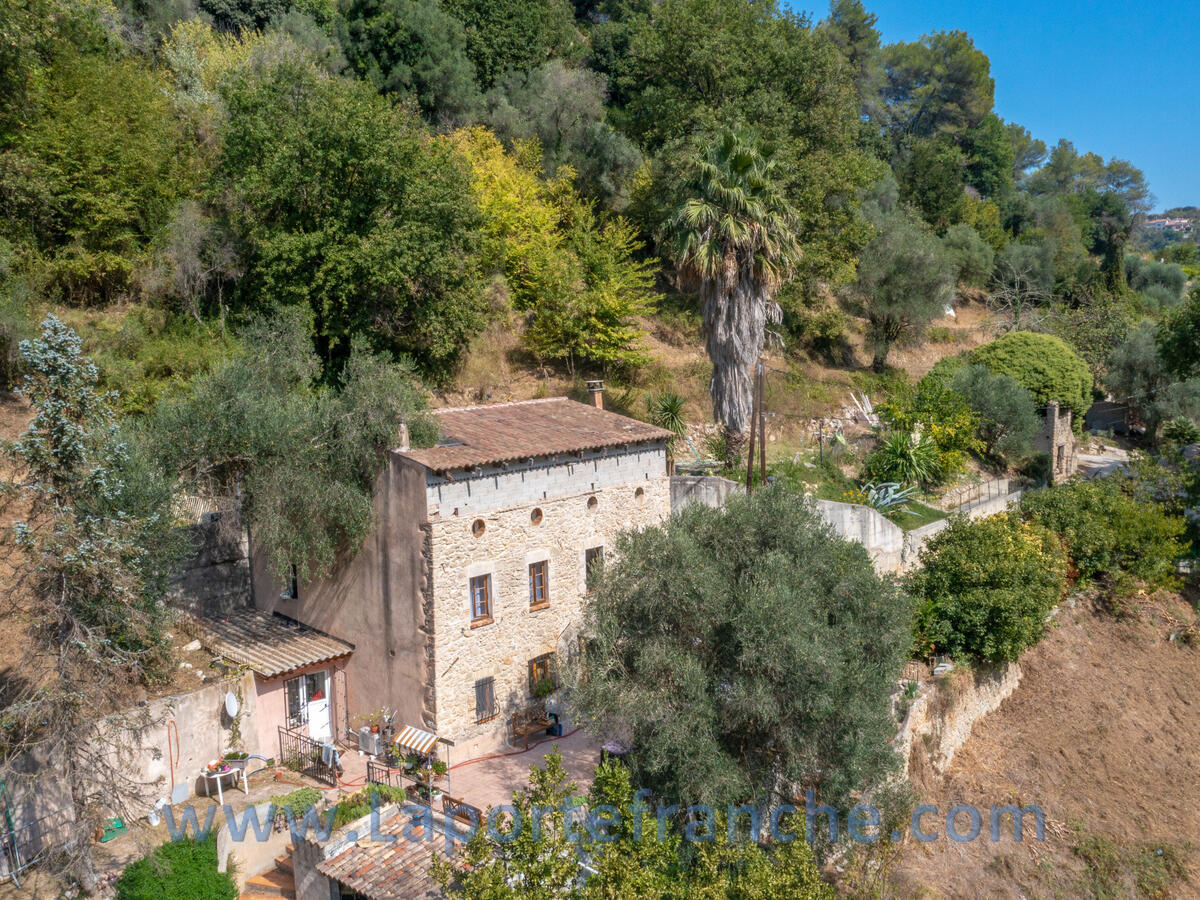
[634,487,645,503]
[586,496,598,512]
[531,507,544,525]
[471,518,486,538]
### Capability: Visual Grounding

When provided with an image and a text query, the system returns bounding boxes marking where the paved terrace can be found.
[336,727,602,811]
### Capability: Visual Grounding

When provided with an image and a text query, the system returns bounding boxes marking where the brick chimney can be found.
[586,380,604,410]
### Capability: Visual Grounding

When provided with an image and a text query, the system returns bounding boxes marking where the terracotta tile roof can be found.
[316,816,449,899]
[189,608,353,678]
[399,397,672,473]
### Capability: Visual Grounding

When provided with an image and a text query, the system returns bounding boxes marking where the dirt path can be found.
[886,593,1200,898]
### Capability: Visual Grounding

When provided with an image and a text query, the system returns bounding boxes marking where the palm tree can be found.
[668,130,801,465]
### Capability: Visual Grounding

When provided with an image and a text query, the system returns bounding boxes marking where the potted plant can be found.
[356,709,386,734]
[532,677,556,701]
[401,754,418,772]
[431,759,448,781]
[224,751,250,772]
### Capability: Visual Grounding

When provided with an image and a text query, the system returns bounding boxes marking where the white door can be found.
[304,671,331,742]
[286,671,332,741]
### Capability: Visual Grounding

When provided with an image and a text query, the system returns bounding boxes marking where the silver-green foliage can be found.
[149,308,437,581]
[570,485,911,815]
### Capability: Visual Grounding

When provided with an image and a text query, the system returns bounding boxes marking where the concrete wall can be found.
[425,443,668,517]
[135,673,259,808]
[813,499,906,573]
[428,468,671,759]
[670,475,743,513]
[253,453,431,736]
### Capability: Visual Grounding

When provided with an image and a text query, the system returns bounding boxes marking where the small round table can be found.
[202,767,247,804]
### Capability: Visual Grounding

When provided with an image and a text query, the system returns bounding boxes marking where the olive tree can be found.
[569,484,911,815]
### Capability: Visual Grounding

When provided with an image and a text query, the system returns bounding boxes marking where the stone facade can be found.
[1035,401,1078,484]
[250,398,671,759]
[428,465,670,759]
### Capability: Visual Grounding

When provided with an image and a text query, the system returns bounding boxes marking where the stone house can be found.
[1035,401,1079,484]
[252,395,672,759]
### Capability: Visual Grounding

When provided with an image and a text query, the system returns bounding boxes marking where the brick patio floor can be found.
[443,728,601,811]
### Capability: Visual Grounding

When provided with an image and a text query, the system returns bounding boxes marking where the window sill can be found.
[469,617,494,629]
[529,601,551,612]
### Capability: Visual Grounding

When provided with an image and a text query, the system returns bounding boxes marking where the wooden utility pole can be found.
[746,362,766,493]
[758,363,767,485]
[745,370,758,493]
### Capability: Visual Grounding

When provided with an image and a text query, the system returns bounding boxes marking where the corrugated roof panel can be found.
[190,609,354,678]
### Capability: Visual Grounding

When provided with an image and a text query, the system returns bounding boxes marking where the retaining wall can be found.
[670,475,743,512]
[896,663,1022,777]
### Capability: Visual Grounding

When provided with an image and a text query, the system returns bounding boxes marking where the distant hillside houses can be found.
[1145,217,1193,232]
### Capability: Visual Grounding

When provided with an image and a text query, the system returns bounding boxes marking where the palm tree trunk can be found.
[702,261,777,467]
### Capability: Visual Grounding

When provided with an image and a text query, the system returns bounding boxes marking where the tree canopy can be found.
[212,54,486,377]
[148,309,437,580]
[569,485,912,814]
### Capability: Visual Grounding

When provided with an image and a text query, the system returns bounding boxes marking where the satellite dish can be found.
[224,692,239,717]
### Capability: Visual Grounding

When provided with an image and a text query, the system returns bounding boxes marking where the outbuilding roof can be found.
[399,397,671,474]
[317,816,448,899]
[190,608,354,678]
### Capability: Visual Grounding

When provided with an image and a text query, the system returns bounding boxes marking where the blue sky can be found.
[788,0,1197,210]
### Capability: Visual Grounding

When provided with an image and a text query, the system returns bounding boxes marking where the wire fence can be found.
[940,478,1015,510]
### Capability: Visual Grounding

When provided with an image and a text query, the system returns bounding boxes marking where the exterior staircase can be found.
[239,849,296,900]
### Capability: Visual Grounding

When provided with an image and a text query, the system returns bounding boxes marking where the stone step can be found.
[273,853,294,874]
[243,867,296,898]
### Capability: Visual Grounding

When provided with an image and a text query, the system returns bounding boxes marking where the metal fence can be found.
[941,478,1014,510]
[366,759,402,788]
[0,806,73,886]
[277,726,338,787]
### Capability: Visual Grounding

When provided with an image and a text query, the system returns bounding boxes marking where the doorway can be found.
[286,670,332,742]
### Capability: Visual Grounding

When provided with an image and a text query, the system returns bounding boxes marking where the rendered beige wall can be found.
[428,469,670,758]
[251,454,431,734]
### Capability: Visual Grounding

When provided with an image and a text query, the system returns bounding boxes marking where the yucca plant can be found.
[863,431,941,486]
[648,391,688,470]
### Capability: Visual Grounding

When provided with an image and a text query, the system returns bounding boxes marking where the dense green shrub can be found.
[1162,417,1200,447]
[951,363,1040,462]
[910,513,1069,662]
[268,785,323,821]
[969,331,1093,427]
[922,352,968,387]
[1020,478,1187,586]
[116,836,236,900]
[1126,255,1187,303]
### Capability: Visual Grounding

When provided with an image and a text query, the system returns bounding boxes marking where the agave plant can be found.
[860,482,920,518]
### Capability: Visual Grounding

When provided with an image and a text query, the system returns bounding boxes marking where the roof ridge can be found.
[429,396,569,415]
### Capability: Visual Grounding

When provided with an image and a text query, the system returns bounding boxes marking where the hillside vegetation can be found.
[2,0,1200,893]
